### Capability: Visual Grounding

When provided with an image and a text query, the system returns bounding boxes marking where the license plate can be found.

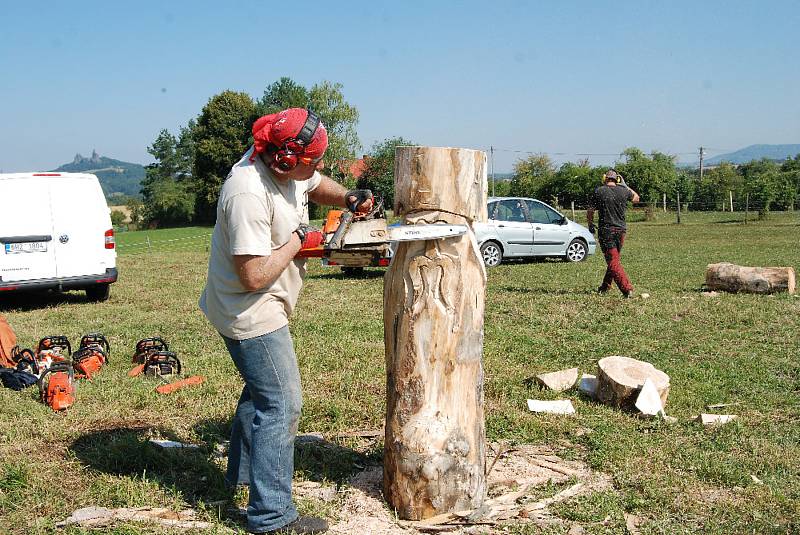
[4,241,47,254]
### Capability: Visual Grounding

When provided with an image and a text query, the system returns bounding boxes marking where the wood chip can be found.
[524,483,584,512]
[535,368,579,392]
[56,506,219,530]
[527,399,575,415]
[697,413,738,425]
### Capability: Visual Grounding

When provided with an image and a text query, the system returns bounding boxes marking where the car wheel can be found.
[341,267,364,276]
[85,284,110,302]
[480,241,503,267]
[565,239,588,262]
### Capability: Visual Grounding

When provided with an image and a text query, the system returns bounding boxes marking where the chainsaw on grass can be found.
[132,337,169,364]
[128,340,206,394]
[38,361,76,411]
[295,193,468,267]
[72,333,111,380]
[35,335,71,375]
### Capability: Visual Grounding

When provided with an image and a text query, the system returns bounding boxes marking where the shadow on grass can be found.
[69,425,229,506]
[194,416,381,487]
[0,290,95,312]
[68,418,382,521]
[307,269,386,281]
[497,285,597,296]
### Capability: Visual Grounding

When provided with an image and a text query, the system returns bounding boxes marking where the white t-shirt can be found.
[199,147,322,340]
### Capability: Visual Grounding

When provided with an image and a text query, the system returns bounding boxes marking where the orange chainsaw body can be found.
[40,363,76,411]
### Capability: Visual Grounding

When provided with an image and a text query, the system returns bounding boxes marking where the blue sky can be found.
[1,0,798,173]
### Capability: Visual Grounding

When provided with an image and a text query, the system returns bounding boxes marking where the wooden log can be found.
[384,146,488,520]
[705,262,796,295]
[596,356,670,410]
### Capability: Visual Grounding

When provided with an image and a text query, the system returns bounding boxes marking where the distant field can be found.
[0,212,798,533]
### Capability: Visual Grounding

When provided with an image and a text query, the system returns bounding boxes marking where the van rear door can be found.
[49,176,115,278]
[0,177,58,283]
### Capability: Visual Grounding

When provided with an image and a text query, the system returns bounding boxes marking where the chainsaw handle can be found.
[327,211,353,251]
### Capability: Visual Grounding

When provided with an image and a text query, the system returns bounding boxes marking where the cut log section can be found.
[596,356,670,410]
[705,262,796,295]
[384,146,488,520]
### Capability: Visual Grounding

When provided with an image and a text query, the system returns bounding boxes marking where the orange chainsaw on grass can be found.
[72,333,110,380]
[295,195,468,267]
[38,361,76,411]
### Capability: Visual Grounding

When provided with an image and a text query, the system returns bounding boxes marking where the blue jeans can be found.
[223,326,302,533]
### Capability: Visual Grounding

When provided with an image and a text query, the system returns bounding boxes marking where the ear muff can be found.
[273,110,320,171]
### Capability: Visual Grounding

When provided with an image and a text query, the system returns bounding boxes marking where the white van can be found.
[0,172,117,301]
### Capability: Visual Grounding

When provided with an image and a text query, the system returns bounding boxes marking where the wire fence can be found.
[115,232,212,256]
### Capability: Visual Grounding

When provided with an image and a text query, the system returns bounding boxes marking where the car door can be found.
[0,177,58,283]
[49,177,113,278]
[488,199,534,257]
[528,200,571,255]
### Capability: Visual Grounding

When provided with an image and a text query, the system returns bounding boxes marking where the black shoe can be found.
[596,286,609,294]
[261,516,329,534]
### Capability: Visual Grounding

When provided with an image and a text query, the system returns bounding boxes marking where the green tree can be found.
[193,90,258,223]
[308,81,360,181]
[141,128,197,227]
[258,78,360,182]
[356,137,414,207]
[739,158,779,218]
[551,160,598,206]
[695,162,742,210]
[778,154,800,210]
[126,197,144,228]
[110,210,126,227]
[258,77,309,113]
[615,148,678,205]
[509,154,555,199]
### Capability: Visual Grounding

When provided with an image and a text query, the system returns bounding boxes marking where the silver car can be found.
[475,197,597,267]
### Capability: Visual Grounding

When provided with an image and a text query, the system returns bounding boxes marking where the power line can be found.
[488,147,730,157]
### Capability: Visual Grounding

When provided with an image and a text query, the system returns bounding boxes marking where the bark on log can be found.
[705,262,796,294]
[384,146,488,520]
[596,356,670,410]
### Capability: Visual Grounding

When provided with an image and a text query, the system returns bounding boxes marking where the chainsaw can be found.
[35,335,71,374]
[295,196,468,266]
[38,361,76,411]
[143,350,182,378]
[131,349,206,395]
[80,333,111,356]
[132,337,169,364]
[73,333,110,380]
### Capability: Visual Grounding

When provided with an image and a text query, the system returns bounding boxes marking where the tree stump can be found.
[705,262,796,294]
[383,146,488,520]
[596,356,670,410]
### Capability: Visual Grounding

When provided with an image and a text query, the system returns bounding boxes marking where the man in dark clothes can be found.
[586,169,640,297]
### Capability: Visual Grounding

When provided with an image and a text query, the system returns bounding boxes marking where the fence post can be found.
[676,192,681,224]
[744,193,749,224]
[571,201,575,221]
[729,191,734,213]
[147,236,151,251]
[663,193,666,213]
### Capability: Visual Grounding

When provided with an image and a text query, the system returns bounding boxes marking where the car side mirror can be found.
[559,216,568,225]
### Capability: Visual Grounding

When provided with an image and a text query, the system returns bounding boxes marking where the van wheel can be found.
[86,284,110,302]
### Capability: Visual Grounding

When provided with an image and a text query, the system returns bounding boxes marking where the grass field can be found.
[0,211,798,534]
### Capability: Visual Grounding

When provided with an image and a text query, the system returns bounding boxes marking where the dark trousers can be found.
[598,227,633,294]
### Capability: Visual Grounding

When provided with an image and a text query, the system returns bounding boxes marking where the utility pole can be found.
[698,146,705,181]
[490,146,495,197]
